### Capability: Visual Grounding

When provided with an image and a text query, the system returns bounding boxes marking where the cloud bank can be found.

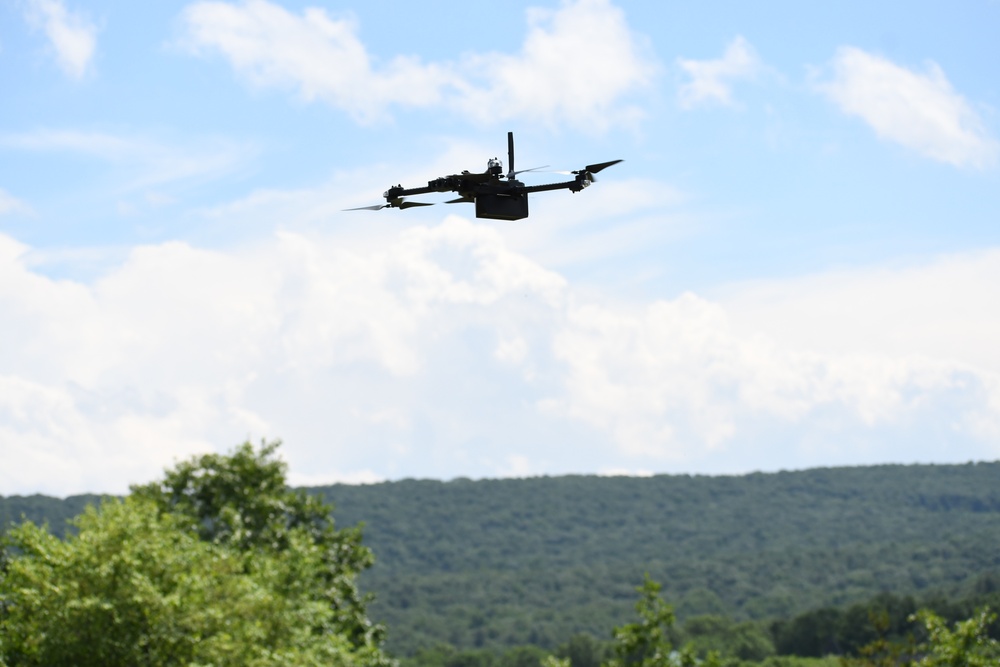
[178,0,655,128]
[2,219,998,496]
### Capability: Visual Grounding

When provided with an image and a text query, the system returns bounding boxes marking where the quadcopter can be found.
[345,132,622,221]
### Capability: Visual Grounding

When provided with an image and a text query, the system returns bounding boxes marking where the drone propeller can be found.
[507,165,549,179]
[550,159,623,183]
[344,197,434,211]
[577,159,623,177]
[446,195,475,204]
[397,200,434,209]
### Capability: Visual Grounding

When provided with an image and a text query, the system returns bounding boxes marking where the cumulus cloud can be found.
[453,0,656,129]
[23,0,97,79]
[2,220,1000,495]
[178,0,655,128]
[817,47,998,168]
[178,0,456,123]
[676,36,761,109]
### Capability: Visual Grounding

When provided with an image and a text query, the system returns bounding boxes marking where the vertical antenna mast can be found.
[507,131,515,179]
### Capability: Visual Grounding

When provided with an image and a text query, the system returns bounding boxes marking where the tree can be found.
[556,634,611,667]
[845,607,1000,667]
[131,439,386,656]
[911,608,1000,667]
[606,575,719,667]
[682,616,775,662]
[0,441,393,667]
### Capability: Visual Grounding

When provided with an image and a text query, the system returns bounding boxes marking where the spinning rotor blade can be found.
[509,165,549,177]
[446,196,475,204]
[398,200,434,209]
[567,159,624,184]
[344,196,434,211]
[550,160,623,178]
[504,131,550,179]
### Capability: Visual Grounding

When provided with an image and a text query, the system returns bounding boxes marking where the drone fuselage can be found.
[354,132,620,220]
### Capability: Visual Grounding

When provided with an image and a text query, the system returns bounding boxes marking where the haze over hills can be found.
[4,461,1000,655]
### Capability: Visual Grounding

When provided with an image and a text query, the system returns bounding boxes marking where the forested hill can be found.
[312,463,1000,654]
[4,462,1000,656]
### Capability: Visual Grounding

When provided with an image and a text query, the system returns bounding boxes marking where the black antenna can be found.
[507,131,515,179]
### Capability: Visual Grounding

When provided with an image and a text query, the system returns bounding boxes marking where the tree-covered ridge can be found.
[310,463,1000,653]
[0,493,102,538]
[4,461,1000,657]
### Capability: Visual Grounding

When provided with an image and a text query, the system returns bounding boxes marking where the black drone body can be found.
[346,132,622,221]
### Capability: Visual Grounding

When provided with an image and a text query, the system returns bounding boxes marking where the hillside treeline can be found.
[401,583,1000,667]
[4,456,1000,660]
[312,463,1000,654]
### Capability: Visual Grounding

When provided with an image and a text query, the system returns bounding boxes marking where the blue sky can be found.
[2,0,999,495]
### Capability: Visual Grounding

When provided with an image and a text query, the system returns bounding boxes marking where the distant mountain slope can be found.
[0,493,103,536]
[5,463,1000,656]
[313,463,1000,654]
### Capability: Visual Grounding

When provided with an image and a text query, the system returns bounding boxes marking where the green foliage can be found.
[841,606,1000,667]
[556,634,613,667]
[406,643,552,667]
[8,462,1000,656]
[307,463,1000,653]
[682,616,774,662]
[607,576,680,667]
[772,588,1000,660]
[0,496,356,665]
[0,441,392,667]
[911,608,1000,667]
[606,576,721,667]
[131,440,385,654]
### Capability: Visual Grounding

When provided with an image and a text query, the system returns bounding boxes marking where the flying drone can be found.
[345,132,622,221]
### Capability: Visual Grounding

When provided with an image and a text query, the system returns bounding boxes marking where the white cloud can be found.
[453,0,656,129]
[717,249,1000,375]
[677,36,761,109]
[0,188,33,216]
[23,0,97,80]
[178,0,655,129]
[179,0,456,123]
[2,221,1000,495]
[818,47,998,168]
[543,293,998,461]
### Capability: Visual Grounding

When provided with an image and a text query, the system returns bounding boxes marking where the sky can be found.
[2,0,1000,496]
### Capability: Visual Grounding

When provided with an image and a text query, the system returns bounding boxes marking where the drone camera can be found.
[488,158,503,177]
